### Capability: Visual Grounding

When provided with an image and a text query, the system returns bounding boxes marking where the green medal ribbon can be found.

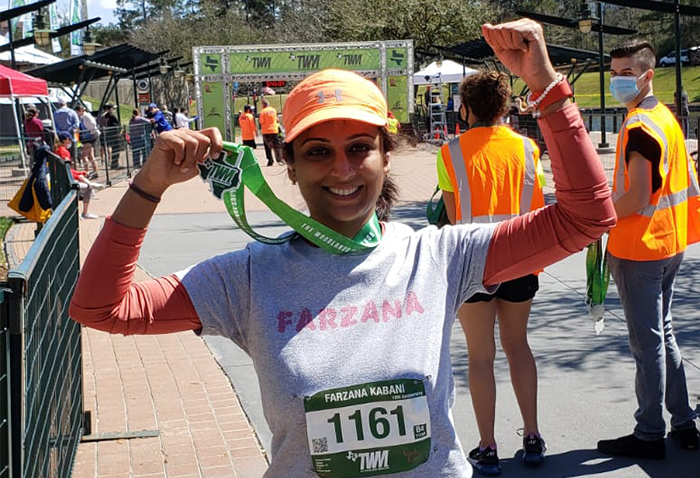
[197,141,382,254]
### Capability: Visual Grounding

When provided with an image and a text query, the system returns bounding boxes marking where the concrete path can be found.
[49,136,700,477]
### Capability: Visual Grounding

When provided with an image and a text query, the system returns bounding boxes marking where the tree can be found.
[276,0,494,54]
[92,24,129,47]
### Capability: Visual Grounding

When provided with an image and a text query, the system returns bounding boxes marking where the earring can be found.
[291,179,297,186]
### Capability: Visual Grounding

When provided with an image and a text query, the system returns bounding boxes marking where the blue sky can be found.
[87,0,119,26]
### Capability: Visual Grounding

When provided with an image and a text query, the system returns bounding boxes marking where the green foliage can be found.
[0,216,15,278]
[111,0,494,62]
[103,0,700,79]
[0,218,14,241]
[91,24,129,47]
[280,0,492,52]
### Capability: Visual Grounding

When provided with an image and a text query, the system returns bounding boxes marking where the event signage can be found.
[49,3,61,53]
[193,40,414,136]
[229,49,381,74]
[10,0,29,39]
[200,53,223,75]
[69,0,82,56]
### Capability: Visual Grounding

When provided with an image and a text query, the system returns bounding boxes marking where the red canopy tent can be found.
[0,64,49,97]
[0,65,51,170]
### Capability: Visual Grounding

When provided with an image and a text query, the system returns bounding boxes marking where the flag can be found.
[9,0,31,40]
[49,3,61,53]
[70,0,83,56]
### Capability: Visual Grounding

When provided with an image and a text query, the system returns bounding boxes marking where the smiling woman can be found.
[68,18,616,478]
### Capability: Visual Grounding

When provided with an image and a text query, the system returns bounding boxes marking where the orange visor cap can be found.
[282,69,388,143]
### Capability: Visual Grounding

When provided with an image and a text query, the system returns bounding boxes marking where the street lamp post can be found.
[596,2,609,149]
[82,27,100,55]
[159,57,171,75]
[7,19,17,69]
[579,1,610,151]
[32,9,53,48]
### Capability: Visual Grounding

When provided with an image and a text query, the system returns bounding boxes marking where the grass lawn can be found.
[516,65,700,108]
[82,95,135,125]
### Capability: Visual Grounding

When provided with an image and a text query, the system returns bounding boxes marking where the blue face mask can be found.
[609,72,648,104]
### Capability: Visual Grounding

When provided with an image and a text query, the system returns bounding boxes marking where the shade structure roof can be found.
[0,64,49,97]
[26,44,161,85]
[439,38,609,67]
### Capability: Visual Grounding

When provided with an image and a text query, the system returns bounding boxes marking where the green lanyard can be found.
[197,142,382,254]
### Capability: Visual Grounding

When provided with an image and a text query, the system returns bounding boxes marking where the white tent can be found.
[413,60,478,85]
[0,35,63,67]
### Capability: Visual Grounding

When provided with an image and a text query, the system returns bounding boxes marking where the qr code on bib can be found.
[312,437,328,453]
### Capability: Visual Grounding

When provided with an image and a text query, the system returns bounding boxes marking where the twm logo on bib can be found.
[198,149,244,199]
[304,378,431,477]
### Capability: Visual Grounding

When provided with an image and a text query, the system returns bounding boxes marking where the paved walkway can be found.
[5,133,699,477]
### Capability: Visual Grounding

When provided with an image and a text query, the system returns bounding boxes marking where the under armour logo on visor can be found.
[316,89,343,104]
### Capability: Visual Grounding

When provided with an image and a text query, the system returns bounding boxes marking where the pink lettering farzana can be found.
[276,292,424,333]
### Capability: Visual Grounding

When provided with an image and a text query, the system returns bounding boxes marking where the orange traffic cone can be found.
[455,123,461,136]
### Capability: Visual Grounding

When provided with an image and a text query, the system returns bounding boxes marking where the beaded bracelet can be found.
[517,73,570,118]
[128,180,161,204]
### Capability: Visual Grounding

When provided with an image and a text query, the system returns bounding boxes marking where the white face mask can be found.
[609,71,649,104]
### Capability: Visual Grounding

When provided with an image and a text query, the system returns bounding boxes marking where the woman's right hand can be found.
[133,128,223,197]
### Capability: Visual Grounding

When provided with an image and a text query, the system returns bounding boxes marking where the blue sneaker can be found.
[522,433,546,466]
[468,446,501,476]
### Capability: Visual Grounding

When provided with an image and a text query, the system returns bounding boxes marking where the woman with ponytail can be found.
[437,71,547,475]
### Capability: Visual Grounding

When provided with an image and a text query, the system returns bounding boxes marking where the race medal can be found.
[198,142,382,254]
[304,379,431,477]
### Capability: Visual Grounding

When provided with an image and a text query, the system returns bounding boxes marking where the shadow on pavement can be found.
[501,446,697,478]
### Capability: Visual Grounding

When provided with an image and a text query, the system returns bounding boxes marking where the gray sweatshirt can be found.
[180,221,495,477]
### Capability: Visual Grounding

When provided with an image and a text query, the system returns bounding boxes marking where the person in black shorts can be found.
[436,71,548,475]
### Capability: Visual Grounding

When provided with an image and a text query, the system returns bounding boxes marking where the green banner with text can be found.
[229,49,381,74]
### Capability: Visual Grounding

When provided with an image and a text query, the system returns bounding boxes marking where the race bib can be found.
[304,378,431,477]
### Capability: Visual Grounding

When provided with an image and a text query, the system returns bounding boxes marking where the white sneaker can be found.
[81,213,99,220]
[90,182,106,190]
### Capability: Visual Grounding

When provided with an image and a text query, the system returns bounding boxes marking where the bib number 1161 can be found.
[328,405,406,443]
[304,379,431,477]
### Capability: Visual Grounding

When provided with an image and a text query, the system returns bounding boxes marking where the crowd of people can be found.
[22,100,195,173]
[12,15,698,478]
[19,100,195,221]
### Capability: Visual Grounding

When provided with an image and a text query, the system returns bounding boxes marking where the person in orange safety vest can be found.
[597,39,700,460]
[259,99,284,166]
[238,105,257,150]
[436,71,547,475]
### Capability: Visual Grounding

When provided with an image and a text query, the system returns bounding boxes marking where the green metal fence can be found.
[1,155,82,477]
[0,290,11,478]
